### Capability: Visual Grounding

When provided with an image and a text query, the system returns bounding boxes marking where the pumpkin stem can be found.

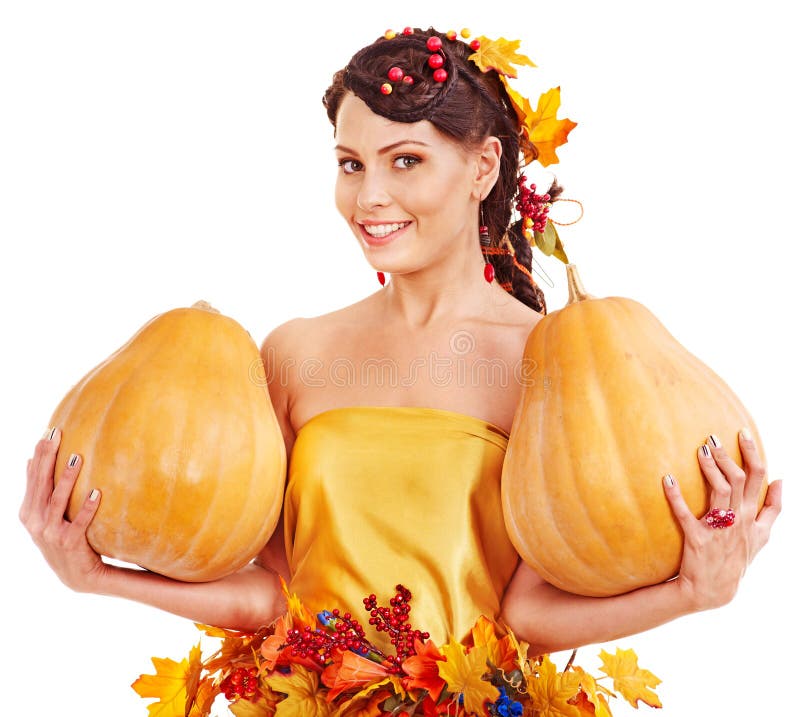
[565,263,593,305]
[191,300,220,314]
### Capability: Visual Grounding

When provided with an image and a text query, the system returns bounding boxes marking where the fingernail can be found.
[708,434,721,448]
[68,453,79,468]
[663,473,676,487]
[700,444,711,458]
[42,427,56,441]
[740,427,753,442]
[88,489,99,502]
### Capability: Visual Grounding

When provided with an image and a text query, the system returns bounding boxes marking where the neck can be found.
[377,240,505,330]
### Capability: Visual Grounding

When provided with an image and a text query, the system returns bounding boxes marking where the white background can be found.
[1,1,797,715]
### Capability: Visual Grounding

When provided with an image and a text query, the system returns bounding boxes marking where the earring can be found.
[377,271,386,286]
[479,205,495,283]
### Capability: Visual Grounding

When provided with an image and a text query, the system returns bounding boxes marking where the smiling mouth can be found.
[361,222,410,238]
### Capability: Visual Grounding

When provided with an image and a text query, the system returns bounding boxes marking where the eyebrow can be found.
[334,139,431,155]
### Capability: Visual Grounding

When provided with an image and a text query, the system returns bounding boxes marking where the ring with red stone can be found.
[704,508,735,529]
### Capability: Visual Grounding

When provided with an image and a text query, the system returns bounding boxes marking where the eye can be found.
[338,159,363,175]
[393,155,421,169]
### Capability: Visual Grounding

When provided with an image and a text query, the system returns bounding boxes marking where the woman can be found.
[20,26,781,660]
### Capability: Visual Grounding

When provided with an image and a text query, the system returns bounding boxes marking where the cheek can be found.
[334,177,352,219]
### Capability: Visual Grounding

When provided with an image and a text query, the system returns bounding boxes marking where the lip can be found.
[357,221,411,247]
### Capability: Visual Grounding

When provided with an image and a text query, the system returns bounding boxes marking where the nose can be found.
[356,169,391,212]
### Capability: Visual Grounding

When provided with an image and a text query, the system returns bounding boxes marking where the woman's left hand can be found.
[663,429,782,612]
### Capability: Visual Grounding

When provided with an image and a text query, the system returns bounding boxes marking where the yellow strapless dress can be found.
[283,405,520,651]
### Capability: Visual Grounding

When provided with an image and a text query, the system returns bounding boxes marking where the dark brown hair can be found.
[323,27,558,314]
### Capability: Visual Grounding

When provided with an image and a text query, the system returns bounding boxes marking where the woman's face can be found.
[334,93,493,276]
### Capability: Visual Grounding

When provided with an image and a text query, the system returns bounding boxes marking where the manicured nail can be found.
[88,489,99,502]
[700,444,711,458]
[43,427,56,441]
[663,473,676,487]
[740,427,753,442]
[708,434,721,448]
[68,453,79,468]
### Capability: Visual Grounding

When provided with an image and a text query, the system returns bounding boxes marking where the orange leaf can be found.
[524,87,577,167]
[281,576,318,630]
[437,637,499,715]
[470,616,518,673]
[599,648,662,709]
[468,36,536,78]
[265,665,333,716]
[323,650,390,701]
[260,618,290,670]
[187,679,217,717]
[402,638,447,701]
[525,654,584,717]
[132,643,203,717]
[570,667,613,717]
[335,688,392,717]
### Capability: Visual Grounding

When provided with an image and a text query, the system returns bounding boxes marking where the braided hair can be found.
[323,27,556,314]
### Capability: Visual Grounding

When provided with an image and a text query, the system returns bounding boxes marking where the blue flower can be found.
[492,686,523,717]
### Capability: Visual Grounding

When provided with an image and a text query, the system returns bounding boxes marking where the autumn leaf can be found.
[525,654,584,717]
[599,648,662,709]
[186,678,217,717]
[438,637,499,715]
[281,576,317,630]
[266,665,333,716]
[335,688,392,717]
[569,667,613,717]
[402,638,447,701]
[229,693,275,717]
[524,87,577,167]
[470,616,518,673]
[132,643,203,717]
[469,36,536,78]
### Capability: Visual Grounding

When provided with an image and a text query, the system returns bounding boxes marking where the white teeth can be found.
[362,222,408,238]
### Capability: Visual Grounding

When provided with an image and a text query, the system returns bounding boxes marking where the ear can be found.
[471,136,503,201]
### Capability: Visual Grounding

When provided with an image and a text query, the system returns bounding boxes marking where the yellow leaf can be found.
[266,665,333,717]
[438,637,499,715]
[132,643,203,717]
[230,692,277,717]
[525,654,584,717]
[599,648,662,709]
[281,576,317,630]
[524,87,577,167]
[469,36,536,78]
[470,616,518,673]
[187,679,217,717]
[570,667,612,717]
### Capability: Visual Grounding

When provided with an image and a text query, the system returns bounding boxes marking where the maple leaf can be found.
[469,36,535,78]
[282,577,318,630]
[525,654,584,717]
[335,688,392,717]
[265,665,333,716]
[437,637,499,715]
[569,667,613,717]
[599,648,662,709]
[132,643,204,717]
[470,616,518,673]
[186,679,217,717]
[402,638,447,702]
[523,87,577,167]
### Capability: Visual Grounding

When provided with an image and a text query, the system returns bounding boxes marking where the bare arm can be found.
[500,431,782,654]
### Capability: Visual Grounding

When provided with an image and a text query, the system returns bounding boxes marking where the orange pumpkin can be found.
[50,301,285,582]
[501,265,768,597]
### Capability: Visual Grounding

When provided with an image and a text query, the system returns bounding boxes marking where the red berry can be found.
[432,68,448,82]
[469,39,481,51]
[387,66,404,82]
[402,75,414,85]
[426,36,443,51]
[380,83,393,95]
[402,26,413,35]
[484,263,495,282]
[427,53,444,69]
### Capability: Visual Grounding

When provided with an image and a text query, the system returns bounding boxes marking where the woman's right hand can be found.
[19,427,107,593]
